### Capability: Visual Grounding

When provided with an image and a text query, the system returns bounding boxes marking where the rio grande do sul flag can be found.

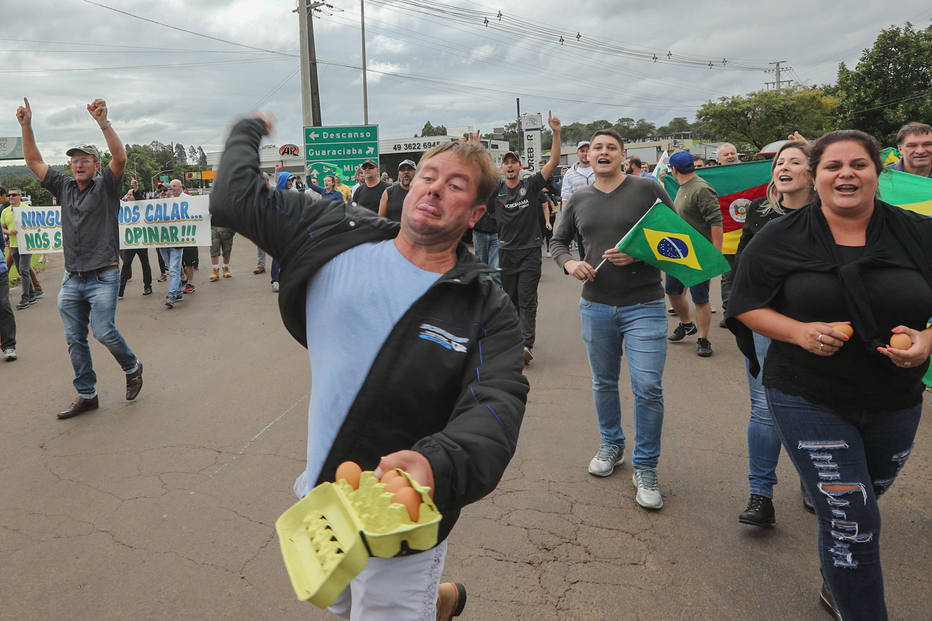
[662,160,772,255]
[615,200,731,288]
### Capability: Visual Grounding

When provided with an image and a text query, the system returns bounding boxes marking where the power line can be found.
[81,0,296,56]
[848,88,932,115]
[363,0,769,71]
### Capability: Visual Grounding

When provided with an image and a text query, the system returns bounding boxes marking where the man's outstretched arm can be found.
[16,98,49,182]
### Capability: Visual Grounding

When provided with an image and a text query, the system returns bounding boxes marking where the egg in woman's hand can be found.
[391,486,421,522]
[889,333,912,350]
[832,323,854,338]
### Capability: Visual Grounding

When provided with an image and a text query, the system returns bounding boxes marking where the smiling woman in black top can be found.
[729,130,932,621]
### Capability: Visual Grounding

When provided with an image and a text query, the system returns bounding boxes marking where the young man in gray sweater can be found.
[550,128,675,510]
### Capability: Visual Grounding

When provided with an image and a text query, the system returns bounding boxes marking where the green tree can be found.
[0,174,57,205]
[418,121,448,137]
[173,143,187,165]
[697,86,838,150]
[834,22,932,145]
[657,117,692,136]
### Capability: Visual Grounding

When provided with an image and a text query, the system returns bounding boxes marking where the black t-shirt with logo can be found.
[353,181,389,213]
[493,172,546,250]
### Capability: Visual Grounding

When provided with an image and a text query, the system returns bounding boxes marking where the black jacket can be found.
[210,118,529,543]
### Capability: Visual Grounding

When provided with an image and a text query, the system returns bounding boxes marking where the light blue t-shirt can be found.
[293,239,440,498]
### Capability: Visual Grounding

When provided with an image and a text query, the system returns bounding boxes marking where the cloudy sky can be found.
[3,0,930,162]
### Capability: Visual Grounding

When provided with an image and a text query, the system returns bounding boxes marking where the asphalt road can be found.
[1,242,929,620]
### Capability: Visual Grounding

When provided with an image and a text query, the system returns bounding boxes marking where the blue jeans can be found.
[579,298,667,469]
[271,258,280,283]
[473,231,501,285]
[57,266,139,398]
[160,248,183,297]
[766,387,921,621]
[746,333,781,497]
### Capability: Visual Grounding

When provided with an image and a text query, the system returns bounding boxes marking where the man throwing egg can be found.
[210,114,528,620]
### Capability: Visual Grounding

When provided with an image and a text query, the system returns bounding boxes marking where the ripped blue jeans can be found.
[766,388,921,621]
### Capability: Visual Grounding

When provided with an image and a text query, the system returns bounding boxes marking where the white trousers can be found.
[328,540,448,621]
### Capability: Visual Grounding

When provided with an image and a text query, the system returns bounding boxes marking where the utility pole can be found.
[764,60,792,90]
[297,1,325,127]
[360,0,369,124]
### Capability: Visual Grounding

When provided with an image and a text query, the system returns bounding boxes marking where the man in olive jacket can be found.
[210,115,528,620]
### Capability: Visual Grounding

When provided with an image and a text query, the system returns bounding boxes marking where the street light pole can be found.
[360,0,369,124]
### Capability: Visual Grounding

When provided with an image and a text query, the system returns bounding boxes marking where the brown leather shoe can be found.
[523,346,534,366]
[57,396,99,419]
[126,362,143,400]
[436,582,466,621]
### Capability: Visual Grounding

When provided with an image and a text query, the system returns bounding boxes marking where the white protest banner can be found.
[14,194,211,254]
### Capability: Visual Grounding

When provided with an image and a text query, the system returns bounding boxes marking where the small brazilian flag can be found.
[616,200,731,287]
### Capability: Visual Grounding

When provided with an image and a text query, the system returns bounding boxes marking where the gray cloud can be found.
[2,0,929,163]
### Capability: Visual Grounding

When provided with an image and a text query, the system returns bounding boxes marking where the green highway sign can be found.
[304,124,379,182]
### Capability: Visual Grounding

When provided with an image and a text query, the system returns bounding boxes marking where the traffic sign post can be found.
[304,124,379,183]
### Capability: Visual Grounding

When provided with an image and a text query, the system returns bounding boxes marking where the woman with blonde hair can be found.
[732,140,816,527]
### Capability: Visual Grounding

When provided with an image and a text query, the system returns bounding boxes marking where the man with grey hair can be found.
[17,97,143,418]
[159,180,187,307]
[715,142,739,326]
[716,143,739,165]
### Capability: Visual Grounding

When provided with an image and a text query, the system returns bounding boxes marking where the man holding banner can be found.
[551,128,676,510]
[17,97,143,419]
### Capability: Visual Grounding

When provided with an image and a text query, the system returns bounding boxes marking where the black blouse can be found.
[726,199,932,412]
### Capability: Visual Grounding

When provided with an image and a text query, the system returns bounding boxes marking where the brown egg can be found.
[384,476,411,494]
[832,323,854,338]
[335,461,362,490]
[392,486,421,522]
[380,469,401,484]
[889,333,912,350]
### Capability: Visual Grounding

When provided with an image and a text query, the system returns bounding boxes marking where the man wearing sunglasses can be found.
[351,158,389,213]
[16,97,144,419]
[1,187,43,308]
[0,187,16,361]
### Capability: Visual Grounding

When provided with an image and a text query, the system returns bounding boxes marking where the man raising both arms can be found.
[17,97,143,418]
[491,111,562,364]
[210,114,528,620]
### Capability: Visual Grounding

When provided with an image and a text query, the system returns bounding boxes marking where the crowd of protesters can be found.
[3,95,930,621]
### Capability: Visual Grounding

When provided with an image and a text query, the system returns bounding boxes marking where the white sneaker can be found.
[632,468,663,509]
[3,348,17,361]
[271,281,280,292]
[588,443,624,477]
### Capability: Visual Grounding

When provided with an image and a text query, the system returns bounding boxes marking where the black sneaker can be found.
[669,322,697,341]
[15,299,34,310]
[697,338,713,357]
[738,494,775,527]
[143,286,153,296]
[819,583,842,620]
[719,319,728,329]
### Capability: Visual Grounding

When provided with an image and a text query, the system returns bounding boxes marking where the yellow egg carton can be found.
[275,469,442,608]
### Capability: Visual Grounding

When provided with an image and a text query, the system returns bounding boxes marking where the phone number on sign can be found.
[392,140,445,152]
